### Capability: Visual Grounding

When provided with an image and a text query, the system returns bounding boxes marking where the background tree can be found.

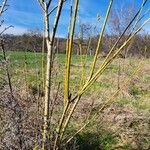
[108,0,136,56]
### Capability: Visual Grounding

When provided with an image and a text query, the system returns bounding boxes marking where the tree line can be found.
[3,32,150,57]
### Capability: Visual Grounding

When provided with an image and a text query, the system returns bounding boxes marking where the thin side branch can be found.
[48,0,67,16]
[0,0,7,16]
[0,25,13,36]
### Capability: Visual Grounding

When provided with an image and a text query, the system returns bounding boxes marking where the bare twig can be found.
[0,0,7,16]
[0,39,13,97]
[48,0,66,16]
[0,25,13,36]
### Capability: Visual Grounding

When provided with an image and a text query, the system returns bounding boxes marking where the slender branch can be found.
[51,1,73,148]
[47,0,52,9]
[70,0,149,102]
[37,0,45,11]
[77,18,150,97]
[0,39,13,97]
[48,5,58,16]
[64,0,73,105]
[48,0,67,16]
[54,0,79,148]
[77,5,86,88]
[100,0,148,66]
[130,7,150,33]
[59,95,81,140]
[41,0,64,149]
[50,0,64,44]
[0,25,13,36]
[65,62,143,144]
[0,20,4,27]
[88,0,113,80]
[0,0,7,16]
[64,0,79,105]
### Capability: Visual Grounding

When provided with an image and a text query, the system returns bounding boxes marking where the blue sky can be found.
[1,0,150,36]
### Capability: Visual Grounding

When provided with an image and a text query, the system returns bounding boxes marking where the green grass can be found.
[1,51,149,109]
[1,51,150,149]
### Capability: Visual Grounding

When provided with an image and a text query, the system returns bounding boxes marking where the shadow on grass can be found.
[66,128,116,150]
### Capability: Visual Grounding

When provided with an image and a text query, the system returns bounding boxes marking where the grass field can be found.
[0,51,150,149]
[3,51,149,110]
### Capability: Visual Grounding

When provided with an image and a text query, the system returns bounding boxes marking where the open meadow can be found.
[0,51,150,149]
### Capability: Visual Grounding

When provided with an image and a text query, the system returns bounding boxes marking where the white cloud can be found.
[143,24,150,34]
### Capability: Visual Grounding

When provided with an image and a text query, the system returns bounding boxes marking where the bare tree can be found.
[108,1,137,89]
[109,1,136,35]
